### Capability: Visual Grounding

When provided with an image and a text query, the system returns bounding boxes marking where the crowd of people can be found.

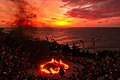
[0,32,33,79]
[49,39,120,80]
[0,30,60,80]
[66,54,120,80]
[0,28,120,80]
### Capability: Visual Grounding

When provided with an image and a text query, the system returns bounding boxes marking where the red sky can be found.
[0,0,120,27]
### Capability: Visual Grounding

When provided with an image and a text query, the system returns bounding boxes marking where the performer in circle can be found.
[59,66,65,80]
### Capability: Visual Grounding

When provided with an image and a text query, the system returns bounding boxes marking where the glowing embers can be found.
[40,58,69,74]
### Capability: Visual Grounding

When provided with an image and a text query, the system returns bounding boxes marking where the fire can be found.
[40,58,69,74]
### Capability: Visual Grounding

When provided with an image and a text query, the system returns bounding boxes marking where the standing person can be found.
[59,66,65,80]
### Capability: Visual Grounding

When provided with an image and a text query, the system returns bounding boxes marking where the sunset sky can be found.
[0,0,120,27]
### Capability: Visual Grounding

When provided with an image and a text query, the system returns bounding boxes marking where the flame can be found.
[50,68,59,74]
[41,69,50,74]
[60,60,69,69]
[40,58,69,74]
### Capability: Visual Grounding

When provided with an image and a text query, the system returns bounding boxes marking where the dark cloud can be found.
[62,0,106,6]
[62,0,120,19]
[7,0,37,26]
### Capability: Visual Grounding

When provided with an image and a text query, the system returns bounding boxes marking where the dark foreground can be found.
[0,28,120,80]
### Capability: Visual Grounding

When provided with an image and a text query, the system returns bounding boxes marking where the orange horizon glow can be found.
[52,19,73,26]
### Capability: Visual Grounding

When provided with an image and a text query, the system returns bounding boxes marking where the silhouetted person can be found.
[72,43,80,56]
[63,42,70,54]
[46,36,49,42]
[59,66,65,80]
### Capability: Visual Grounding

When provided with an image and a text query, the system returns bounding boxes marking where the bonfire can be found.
[40,58,69,74]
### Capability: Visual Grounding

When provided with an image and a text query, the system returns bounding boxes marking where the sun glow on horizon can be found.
[52,19,73,26]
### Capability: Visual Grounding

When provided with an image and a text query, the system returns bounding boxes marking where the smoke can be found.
[7,0,37,27]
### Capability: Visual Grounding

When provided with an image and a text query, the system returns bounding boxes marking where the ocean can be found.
[31,27,120,52]
[4,27,120,51]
